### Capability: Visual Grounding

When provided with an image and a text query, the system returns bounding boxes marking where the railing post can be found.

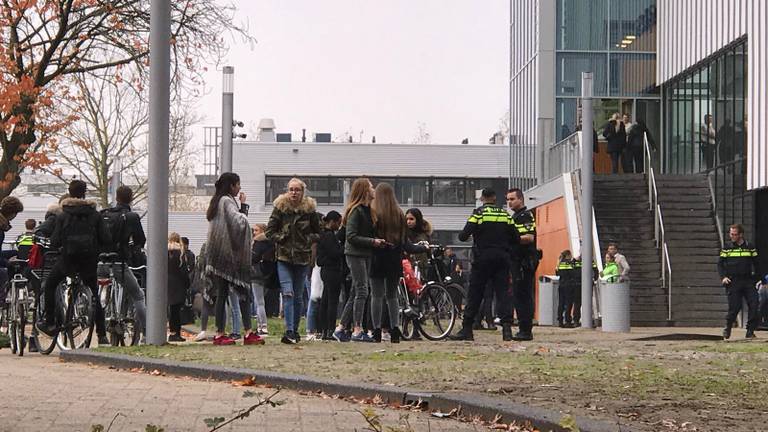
[580,72,594,329]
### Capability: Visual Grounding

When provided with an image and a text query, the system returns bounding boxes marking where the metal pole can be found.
[580,72,594,329]
[221,66,234,173]
[109,158,122,207]
[146,0,171,345]
[508,3,513,188]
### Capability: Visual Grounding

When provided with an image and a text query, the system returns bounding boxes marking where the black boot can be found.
[372,328,382,343]
[448,326,474,341]
[502,324,513,341]
[745,329,757,339]
[512,330,533,341]
[723,325,732,340]
[390,327,401,344]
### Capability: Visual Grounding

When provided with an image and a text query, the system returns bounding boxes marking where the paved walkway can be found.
[0,351,478,432]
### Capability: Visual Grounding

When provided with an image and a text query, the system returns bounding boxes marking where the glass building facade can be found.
[663,38,750,234]
[555,0,659,142]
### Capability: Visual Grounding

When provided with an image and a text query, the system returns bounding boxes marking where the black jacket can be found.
[35,205,61,239]
[370,237,427,278]
[316,228,344,271]
[459,204,520,260]
[167,246,190,305]
[718,240,759,280]
[604,120,626,153]
[510,206,537,262]
[51,198,111,259]
[344,205,376,257]
[627,121,655,150]
[105,203,147,260]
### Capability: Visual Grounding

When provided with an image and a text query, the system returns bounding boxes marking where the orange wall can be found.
[533,197,571,319]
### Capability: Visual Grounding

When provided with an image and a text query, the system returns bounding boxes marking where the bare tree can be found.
[0,1,255,198]
[168,107,203,211]
[411,122,431,145]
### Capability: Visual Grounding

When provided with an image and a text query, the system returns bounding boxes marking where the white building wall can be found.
[658,0,768,189]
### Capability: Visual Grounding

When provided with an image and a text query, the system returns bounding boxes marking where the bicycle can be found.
[6,260,34,356]
[33,249,95,354]
[98,252,142,346]
[397,245,457,341]
[418,244,466,327]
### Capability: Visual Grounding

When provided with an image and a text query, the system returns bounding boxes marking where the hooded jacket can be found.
[266,194,321,266]
[51,198,111,258]
[35,203,62,239]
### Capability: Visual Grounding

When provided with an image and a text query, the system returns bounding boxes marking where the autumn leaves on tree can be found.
[0,0,254,199]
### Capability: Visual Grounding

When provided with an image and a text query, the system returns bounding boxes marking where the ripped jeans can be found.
[276,261,308,334]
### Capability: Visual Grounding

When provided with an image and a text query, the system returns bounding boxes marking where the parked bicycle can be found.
[418,244,466,324]
[397,245,457,340]
[98,252,143,346]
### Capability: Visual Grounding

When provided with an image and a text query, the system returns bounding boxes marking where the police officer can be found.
[507,188,537,341]
[718,223,759,340]
[15,218,36,260]
[449,188,520,341]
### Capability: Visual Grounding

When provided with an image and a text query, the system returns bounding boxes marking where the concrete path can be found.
[0,351,479,432]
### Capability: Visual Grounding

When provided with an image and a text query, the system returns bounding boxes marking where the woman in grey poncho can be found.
[204,172,264,346]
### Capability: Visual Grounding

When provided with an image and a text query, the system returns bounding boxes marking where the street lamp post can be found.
[146,0,171,345]
[221,66,234,173]
[581,72,594,329]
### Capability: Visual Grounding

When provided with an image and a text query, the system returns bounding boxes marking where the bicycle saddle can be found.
[98,252,120,262]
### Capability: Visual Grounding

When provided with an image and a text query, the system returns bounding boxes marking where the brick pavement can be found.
[0,351,479,432]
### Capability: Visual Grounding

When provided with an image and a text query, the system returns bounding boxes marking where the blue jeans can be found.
[229,290,242,336]
[277,262,307,333]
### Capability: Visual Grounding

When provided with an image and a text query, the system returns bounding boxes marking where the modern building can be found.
[511,0,768,326]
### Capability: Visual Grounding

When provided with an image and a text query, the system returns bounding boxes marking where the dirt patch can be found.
[100,325,768,432]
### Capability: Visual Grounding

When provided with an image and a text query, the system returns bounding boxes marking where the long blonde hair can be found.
[168,232,187,266]
[371,182,405,244]
[343,177,376,226]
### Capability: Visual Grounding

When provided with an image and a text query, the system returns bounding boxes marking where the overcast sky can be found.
[193,0,510,146]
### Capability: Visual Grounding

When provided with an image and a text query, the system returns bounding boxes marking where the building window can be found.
[433,179,465,206]
[394,178,430,207]
[556,0,609,51]
[556,53,609,97]
[264,175,507,207]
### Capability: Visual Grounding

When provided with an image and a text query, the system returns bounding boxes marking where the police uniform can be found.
[456,203,520,336]
[15,231,34,260]
[511,206,537,337]
[556,259,576,326]
[571,258,597,325]
[718,239,759,335]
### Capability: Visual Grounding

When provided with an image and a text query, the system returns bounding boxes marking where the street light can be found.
[221,66,234,173]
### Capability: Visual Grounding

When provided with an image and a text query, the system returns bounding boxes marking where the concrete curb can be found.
[59,350,629,432]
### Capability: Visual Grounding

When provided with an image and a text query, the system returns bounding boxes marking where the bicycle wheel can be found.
[9,320,18,354]
[416,284,456,341]
[396,279,415,341]
[443,282,465,335]
[59,283,94,350]
[15,302,26,356]
[33,291,57,355]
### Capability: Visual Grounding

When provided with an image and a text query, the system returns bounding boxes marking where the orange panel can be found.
[532,197,571,320]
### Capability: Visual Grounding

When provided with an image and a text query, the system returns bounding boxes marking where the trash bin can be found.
[600,280,630,332]
[537,276,559,326]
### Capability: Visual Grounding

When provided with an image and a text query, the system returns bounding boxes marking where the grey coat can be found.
[344,205,376,257]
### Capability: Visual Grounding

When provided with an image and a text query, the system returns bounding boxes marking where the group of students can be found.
[191,174,443,346]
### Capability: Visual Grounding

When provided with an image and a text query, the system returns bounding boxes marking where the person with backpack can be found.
[36,180,112,344]
[97,186,147,341]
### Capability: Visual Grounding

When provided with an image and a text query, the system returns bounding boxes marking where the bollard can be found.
[600,280,630,332]
[537,276,559,326]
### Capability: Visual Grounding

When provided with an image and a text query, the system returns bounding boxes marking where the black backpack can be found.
[62,212,98,257]
[101,207,129,254]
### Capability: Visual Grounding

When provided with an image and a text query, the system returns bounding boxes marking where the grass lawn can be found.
[98,321,768,432]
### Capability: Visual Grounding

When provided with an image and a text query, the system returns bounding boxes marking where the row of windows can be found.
[265,176,512,207]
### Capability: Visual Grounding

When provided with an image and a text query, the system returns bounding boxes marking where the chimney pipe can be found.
[302,129,306,142]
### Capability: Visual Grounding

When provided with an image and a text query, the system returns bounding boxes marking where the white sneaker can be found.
[305,333,319,342]
[194,331,207,342]
[258,326,269,336]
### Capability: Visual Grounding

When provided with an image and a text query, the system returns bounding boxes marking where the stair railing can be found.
[644,133,673,321]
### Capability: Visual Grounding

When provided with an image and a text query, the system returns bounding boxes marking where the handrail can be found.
[644,133,673,321]
[545,131,582,182]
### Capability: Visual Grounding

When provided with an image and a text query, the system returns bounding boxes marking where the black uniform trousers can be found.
[572,282,582,323]
[557,282,574,324]
[511,260,535,333]
[463,249,512,327]
[725,277,759,330]
[42,255,106,337]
